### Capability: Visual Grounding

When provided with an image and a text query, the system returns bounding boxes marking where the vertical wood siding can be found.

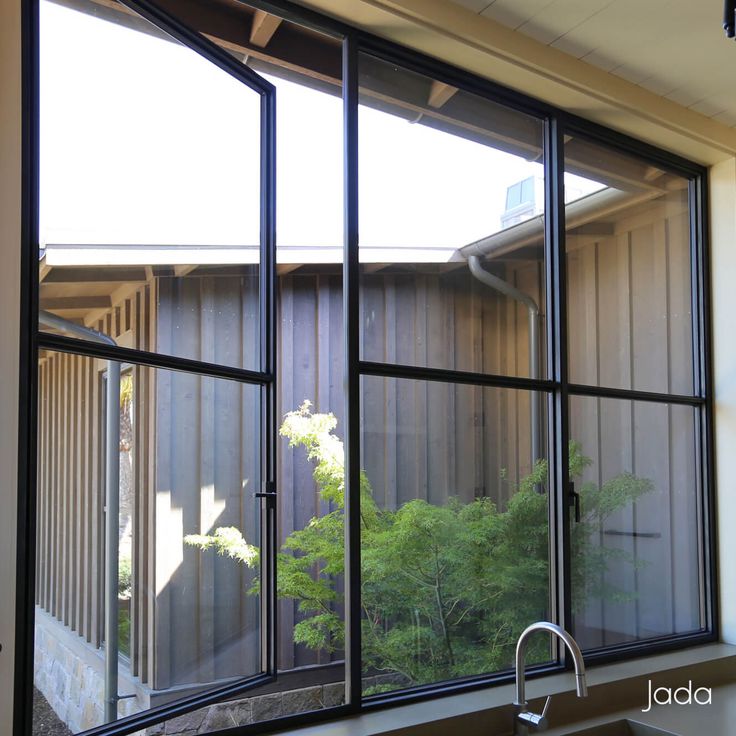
[154,273,262,689]
[36,194,700,690]
[360,264,544,508]
[566,196,701,647]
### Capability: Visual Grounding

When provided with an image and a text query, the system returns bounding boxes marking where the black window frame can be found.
[14,0,716,734]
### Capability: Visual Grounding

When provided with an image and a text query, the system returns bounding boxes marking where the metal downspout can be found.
[38,310,121,723]
[466,256,542,472]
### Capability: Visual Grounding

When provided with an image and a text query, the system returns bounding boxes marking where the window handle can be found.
[568,481,580,523]
[255,481,277,499]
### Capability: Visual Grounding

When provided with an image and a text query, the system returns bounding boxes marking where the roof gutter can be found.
[460,187,652,261]
[462,186,665,482]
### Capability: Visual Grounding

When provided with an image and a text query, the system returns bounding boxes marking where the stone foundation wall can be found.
[34,608,405,735]
[147,682,346,735]
[145,674,408,735]
[34,614,143,732]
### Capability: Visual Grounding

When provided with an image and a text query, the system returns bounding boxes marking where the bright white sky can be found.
[39,1,601,252]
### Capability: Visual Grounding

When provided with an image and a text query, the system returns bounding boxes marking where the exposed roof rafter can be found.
[249,10,283,48]
[427,80,458,109]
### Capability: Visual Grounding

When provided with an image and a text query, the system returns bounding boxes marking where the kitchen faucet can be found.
[514,621,588,734]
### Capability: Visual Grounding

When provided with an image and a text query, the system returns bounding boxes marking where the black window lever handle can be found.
[255,482,277,499]
[568,481,581,523]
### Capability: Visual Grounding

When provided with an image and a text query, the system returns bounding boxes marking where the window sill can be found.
[269,644,736,736]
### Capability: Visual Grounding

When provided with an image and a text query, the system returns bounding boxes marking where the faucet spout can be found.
[513,621,587,734]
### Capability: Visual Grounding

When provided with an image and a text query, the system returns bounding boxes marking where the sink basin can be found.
[562,719,679,736]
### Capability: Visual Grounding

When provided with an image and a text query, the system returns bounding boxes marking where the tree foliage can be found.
[186,401,652,686]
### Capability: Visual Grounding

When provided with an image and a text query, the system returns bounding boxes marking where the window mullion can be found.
[260,81,278,680]
[691,173,718,637]
[545,117,572,658]
[343,31,362,713]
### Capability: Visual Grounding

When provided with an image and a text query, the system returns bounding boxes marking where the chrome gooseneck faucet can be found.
[514,621,588,734]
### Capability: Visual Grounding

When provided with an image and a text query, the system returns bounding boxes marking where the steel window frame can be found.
[14,0,717,734]
[346,38,715,704]
[15,0,284,733]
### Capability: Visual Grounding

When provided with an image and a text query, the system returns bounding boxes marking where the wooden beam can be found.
[40,296,112,310]
[39,257,51,283]
[276,263,301,275]
[43,267,148,284]
[250,10,282,49]
[361,263,388,274]
[644,165,664,182]
[173,265,198,278]
[84,282,145,330]
[568,222,616,237]
[428,80,458,109]
[439,262,468,273]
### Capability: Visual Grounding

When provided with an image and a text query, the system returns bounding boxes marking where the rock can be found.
[200,705,236,732]
[163,709,206,734]
[281,686,322,715]
[229,700,253,726]
[251,693,282,723]
[321,682,345,708]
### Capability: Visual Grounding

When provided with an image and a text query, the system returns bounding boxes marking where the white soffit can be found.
[296,0,736,163]
[41,244,461,266]
[452,0,736,128]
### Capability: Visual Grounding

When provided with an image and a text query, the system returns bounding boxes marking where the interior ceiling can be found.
[449,0,736,127]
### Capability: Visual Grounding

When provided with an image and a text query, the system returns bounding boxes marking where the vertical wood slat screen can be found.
[36,284,155,677]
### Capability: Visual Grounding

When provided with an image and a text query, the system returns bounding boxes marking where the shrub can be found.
[187,401,652,686]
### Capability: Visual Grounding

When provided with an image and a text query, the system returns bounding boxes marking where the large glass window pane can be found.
[569,395,704,650]
[39,0,262,371]
[33,352,262,733]
[152,0,344,251]
[39,1,262,249]
[564,136,694,395]
[37,0,349,727]
[190,2,349,714]
[358,54,547,379]
[360,375,551,694]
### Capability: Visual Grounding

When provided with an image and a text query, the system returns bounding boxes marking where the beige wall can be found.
[2,0,736,734]
[299,0,736,167]
[710,157,736,645]
[0,0,21,733]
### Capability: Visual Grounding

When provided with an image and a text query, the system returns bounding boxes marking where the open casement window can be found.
[33,0,279,733]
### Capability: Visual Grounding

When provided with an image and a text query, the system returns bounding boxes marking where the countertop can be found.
[546,679,736,736]
[273,644,736,736]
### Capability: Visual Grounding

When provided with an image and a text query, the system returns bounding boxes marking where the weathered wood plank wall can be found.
[277,274,345,670]
[360,264,544,509]
[155,273,262,689]
[566,194,701,648]
[151,265,543,683]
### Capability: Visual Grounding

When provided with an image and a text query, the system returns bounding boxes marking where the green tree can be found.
[186,401,652,688]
